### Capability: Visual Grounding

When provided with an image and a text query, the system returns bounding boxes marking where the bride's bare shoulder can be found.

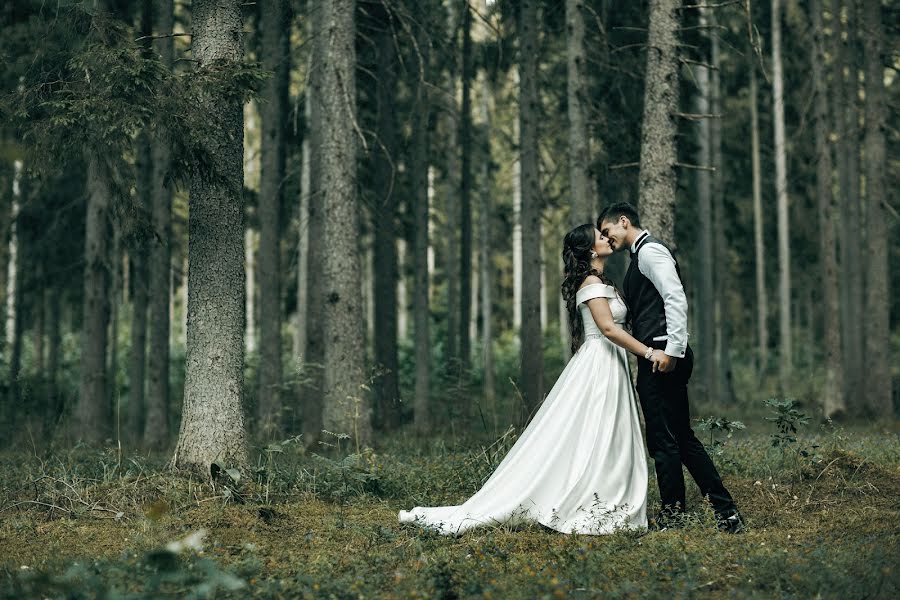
[578,275,602,290]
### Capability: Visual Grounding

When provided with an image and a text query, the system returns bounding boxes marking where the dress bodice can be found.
[576,283,627,338]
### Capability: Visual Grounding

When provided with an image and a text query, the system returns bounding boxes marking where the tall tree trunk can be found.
[129,130,151,443]
[772,0,792,390]
[811,0,845,419]
[691,57,714,402]
[517,0,544,422]
[145,0,174,450]
[172,0,249,474]
[373,0,401,431]
[412,0,432,434]
[637,0,680,245]
[566,0,592,226]
[293,90,311,370]
[749,57,768,374]
[833,1,863,412]
[861,0,891,418]
[257,0,289,436]
[479,76,495,405]
[76,155,112,443]
[444,1,461,372]
[512,68,522,333]
[320,0,371,448]
[245,228,257,354]
[47,287,62,434]
[458,1,473,375]
[709,9,735,405]
[5,161,21,381]
[108,220,121,431]
[302,0,326,445]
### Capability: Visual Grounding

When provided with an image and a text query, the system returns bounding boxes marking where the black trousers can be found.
[636,343,737,518]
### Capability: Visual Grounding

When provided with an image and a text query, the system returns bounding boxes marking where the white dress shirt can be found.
[630,230,688,358]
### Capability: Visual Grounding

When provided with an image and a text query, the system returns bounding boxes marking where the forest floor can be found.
[1,423,898,599]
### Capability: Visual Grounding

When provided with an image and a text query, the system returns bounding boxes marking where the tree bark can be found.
[637,0,680,246]
[444,1,461,372]
[861,0,891,418]
[320,0,371,448]
[257,0,289,436]
[810,0,845,419]
[75,154,112,443]
[517,0,544,422]
[129,128,151,443]
[458,1,473,375]
[566,0,592,226]
[172,0,249,474]
[373,0,401,431]
[145,0,174,451]
[772,0,793,390]
[479,76,495,406]
[412,0,431,435]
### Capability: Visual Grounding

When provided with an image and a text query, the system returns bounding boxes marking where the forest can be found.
[0,0,897,598]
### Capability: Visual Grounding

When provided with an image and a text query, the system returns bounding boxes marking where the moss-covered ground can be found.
[1,423,898,599]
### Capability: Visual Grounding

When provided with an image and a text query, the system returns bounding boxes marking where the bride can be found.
[398,224,669,536]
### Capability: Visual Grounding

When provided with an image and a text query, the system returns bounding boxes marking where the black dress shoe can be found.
[716,512,746,534]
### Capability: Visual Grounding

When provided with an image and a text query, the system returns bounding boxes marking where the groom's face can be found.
[599,217,628,253]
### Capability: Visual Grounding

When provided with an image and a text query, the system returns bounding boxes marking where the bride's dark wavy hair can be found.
[561,223,615,354]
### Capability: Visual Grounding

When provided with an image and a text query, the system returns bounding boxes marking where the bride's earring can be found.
[590,252,598,259]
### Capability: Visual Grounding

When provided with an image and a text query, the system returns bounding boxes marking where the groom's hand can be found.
[651,351,677,373]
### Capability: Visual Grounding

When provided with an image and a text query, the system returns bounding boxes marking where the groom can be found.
[598,202,744,533]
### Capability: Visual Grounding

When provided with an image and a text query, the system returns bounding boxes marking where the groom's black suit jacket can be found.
[622,233,684,347]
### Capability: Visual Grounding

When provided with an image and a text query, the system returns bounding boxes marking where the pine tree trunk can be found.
[833,1,863,413]
[145,0,174,451]
[512,67,522,333]
[302,0,326,445]
[444,1,461,372]
[46,288,62,433]
[749,61,768,374]
[108,221,121,429]
[810,0,845,419]
[257,0,289,436]
[566,0,592,226]
[861,0,891,418]
[637,0,680,245]
[172,0,249,474]
[772,0,793,390]
[517,0,544,422]
[458,1,473,375]
[5,161,21,384]
[76,154,112,443]
[245,228,257,354]
[373,0,400,431]
[129,128,151,443]
[293,91,311,366]
[320,0,371,448]
[692,57,715,402]
[479,76,495,405]
[412,0,431,435]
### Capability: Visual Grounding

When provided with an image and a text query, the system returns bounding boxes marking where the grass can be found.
[0,421,898,599]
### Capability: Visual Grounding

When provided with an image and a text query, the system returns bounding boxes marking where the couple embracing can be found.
[399,202,744,536]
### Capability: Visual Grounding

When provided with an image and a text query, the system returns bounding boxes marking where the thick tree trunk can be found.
[691,58,715,402]
[320,0,371,448]
[302,0,325,445]
[811,0,845,419]
[412,0,431,435]
[293,91,311,368]
[458,1,473,375]
[257,0,289,436]
[566,0,592,226]
[833,2,863,411]
[861,0,891,418]
[145,0,174,451]
[749,62,768,374]
[108,222,121,429]
[517,0,544,422]
[75,154,112,443]
[772,0,793,390]
[637,0,680,245]
[444,1,461,371]
[172,0,249,474]
[373,0,401,431]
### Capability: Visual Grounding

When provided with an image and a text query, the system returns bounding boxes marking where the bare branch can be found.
[675,162,717,171]
[672,111,722,120]
[608,162,640,170]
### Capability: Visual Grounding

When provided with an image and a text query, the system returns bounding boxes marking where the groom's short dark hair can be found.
[597,202,641,229]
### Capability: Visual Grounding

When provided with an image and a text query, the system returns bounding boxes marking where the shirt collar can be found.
[630,230,650,254]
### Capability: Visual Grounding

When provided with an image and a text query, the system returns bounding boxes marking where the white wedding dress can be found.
[398,283,648,535]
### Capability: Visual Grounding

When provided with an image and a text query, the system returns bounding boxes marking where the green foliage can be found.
[764,398,811,448]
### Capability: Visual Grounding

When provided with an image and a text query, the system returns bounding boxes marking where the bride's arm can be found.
[584,297,657,359]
